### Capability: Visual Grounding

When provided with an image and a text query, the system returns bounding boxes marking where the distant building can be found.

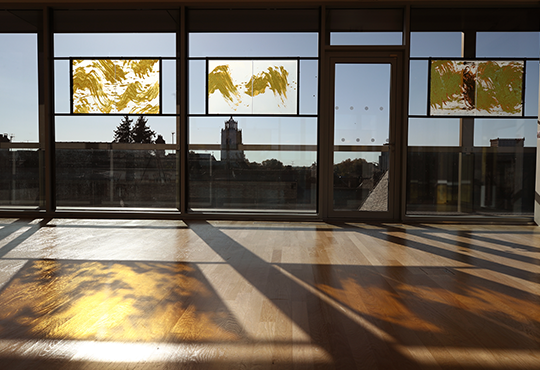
[490,138,525,147]
[155,134,166,157]
[221,116,244,162]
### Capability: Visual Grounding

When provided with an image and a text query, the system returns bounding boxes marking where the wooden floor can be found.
[0,218,539,369]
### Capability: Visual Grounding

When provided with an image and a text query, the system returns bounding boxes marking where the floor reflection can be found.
[0,219,539,369]
[305,264,540,350]
[0,260,245,342]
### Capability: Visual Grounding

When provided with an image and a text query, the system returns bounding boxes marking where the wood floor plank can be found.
[0,220,539,369]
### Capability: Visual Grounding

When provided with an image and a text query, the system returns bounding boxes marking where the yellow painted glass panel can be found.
[73,59,160,114]
[208,60,298,115]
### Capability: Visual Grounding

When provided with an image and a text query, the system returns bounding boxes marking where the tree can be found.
[262,158,284,169]
[333,158,368,178]
[113,115,133,143]
[131,115,155,143]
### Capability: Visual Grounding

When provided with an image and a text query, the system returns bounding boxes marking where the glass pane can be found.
[299,60,318,115]
[55,116,175,143]
[0,34,40,208]
[54,33,176,57]
[407,148,535,217]
[54,60,70,114]
[474,119,537,147]
[0,34,39,143]
[55,115,176,209]
[408,118,460,147]
[56,149,177,208]
[189,60,206,115]
[409,60,428,115]
[189,33,318,58]
[474,149,535,216]
[334,152,389,212]
[189,117,317,212]
[407,150,460,215]
[161,60,177,114]
[334,64,391,146]
[0,149,41,208]
[477,32,540,58]
[330,32,402,46]
[410,32,463,58]
[190,117,316,146]
[525,61,539,117]
[333,63,391,212]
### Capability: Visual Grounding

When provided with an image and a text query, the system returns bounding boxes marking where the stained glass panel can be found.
[72,59,160,114]
[430,60,524,116]
[207,60,298,115]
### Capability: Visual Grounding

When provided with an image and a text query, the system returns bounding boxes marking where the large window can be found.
[54,33,178,209]
[1,5,538,222]
[407,30,538,217]
[188,32,318,212]
[407,32,462,215]
[473,32,538,216]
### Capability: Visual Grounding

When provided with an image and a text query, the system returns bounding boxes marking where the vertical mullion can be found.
[69,58,74,114]
[458,30,476,214]
[179,6,187,214]
[401,4,411,221]
[40,6,55,214]
[319,5,328,220]
[521,60,527,118]
[159,58,163,115]
[534,59,540,225]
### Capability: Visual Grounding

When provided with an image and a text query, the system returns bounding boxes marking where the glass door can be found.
[327,54,402,219]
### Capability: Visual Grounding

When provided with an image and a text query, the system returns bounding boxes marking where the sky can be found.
[1,31,539,167]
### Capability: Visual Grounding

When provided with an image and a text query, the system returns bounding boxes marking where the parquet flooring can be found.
[0,218,539,369]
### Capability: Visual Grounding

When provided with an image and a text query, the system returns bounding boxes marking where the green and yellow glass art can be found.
[430,60,523,116]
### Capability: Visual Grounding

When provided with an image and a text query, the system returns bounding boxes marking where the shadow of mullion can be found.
[0,219,50,258]
[186,220,419,369]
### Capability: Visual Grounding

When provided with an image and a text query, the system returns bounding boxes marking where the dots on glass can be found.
[371,138,375,142]
[365,106,369,110]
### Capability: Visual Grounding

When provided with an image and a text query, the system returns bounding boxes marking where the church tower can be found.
[221,116,244,161]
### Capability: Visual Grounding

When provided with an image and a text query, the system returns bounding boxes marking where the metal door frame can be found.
[321,50,405,221]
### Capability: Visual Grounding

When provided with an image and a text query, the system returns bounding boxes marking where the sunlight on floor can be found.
[0,339,331,363]
[0,219,539,369]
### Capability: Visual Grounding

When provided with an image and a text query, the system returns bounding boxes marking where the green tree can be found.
[113,115,133,143]
[132,115,155,143]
